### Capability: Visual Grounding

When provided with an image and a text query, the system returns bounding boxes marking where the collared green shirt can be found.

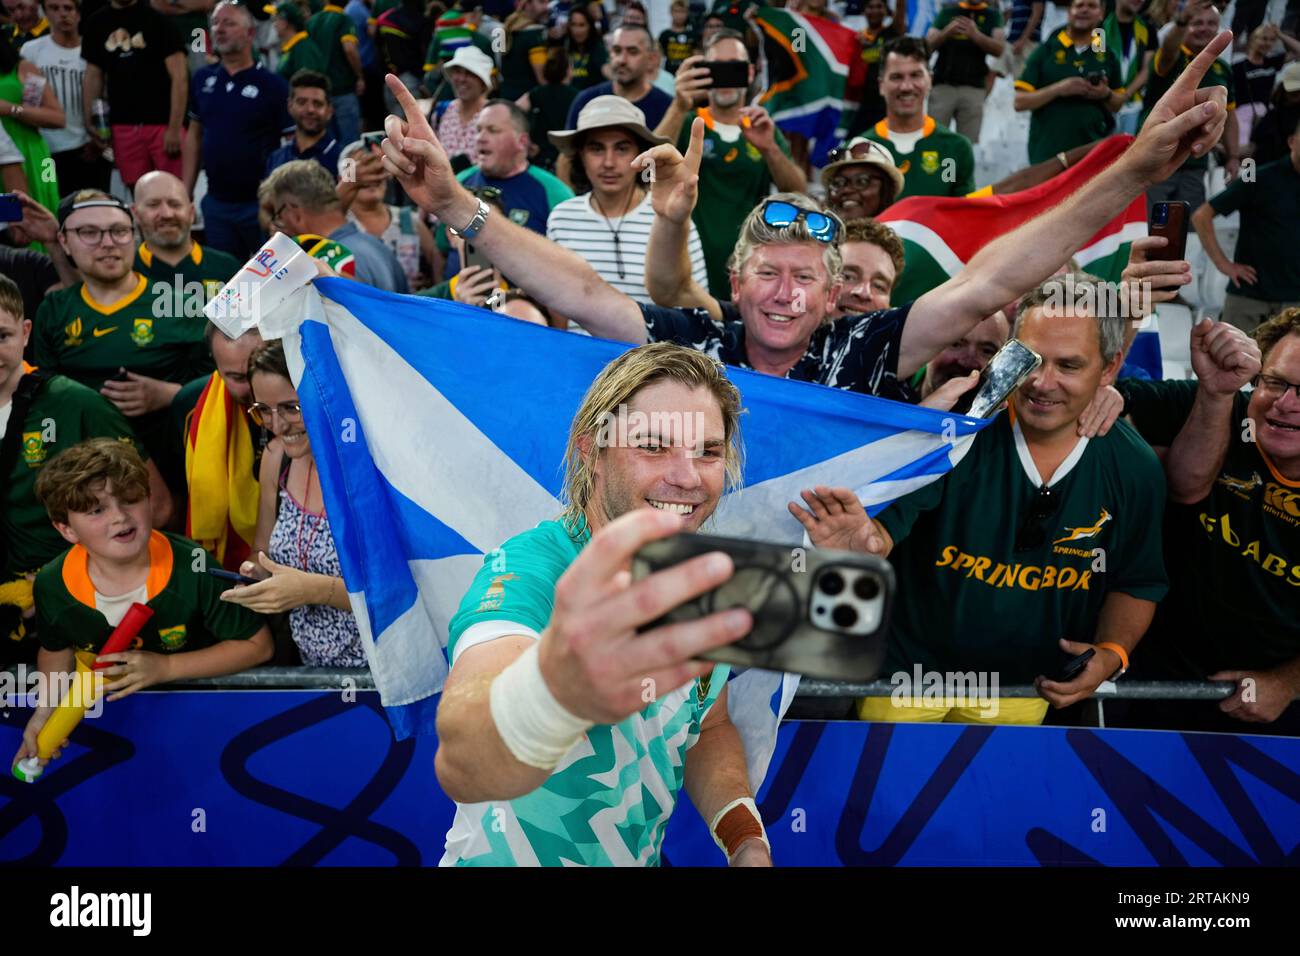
[277,30,329,79]
[306,5,360,95]
[32,274,212,394]
[35,530,264,655]
[133,241,242,312]
[877,411,1168,684]
[1016,29,1124,165]
[863,116,977,199]
[2,372,147,576]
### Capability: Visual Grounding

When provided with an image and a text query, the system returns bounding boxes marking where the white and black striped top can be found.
[545,192,709,306]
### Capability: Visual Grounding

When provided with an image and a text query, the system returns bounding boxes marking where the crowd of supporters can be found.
[2,0,1299,791]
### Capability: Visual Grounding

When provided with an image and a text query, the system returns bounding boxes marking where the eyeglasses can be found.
[761,200,839,244]
[247,401,303,427]
[827,171,885,193]
[1014,485,1057,553]
[825,139,893,167]
[269,202,293,231]
[65,223,134,245]
[1253,373,1300,400]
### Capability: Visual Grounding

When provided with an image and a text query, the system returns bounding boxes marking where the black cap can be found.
[57,192,133,228]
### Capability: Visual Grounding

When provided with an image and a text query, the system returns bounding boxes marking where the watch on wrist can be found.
[448,198,489,241]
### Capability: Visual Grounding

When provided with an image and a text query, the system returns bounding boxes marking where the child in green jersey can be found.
[11,438,272,776]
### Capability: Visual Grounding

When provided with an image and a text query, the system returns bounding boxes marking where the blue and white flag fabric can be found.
[264,278,991,787]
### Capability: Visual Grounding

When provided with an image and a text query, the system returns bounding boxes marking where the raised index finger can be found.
[1168,30,1232,100]
[384,73,434,139]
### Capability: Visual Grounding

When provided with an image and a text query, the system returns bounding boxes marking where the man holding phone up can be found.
[434,343,770,866]
[653,29,807,300]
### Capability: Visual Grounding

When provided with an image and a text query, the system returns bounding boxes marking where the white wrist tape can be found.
[489,643,593,771]
[710,796,770,859]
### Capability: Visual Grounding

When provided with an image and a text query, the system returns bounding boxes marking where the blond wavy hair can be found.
[560,343,745,532]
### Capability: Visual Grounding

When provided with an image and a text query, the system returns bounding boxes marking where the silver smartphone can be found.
[962,338,1043,418]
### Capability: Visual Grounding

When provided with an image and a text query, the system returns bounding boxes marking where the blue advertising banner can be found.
[2,690,1298,866]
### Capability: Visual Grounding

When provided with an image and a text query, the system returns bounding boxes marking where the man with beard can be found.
[378,30,1234,408]
[265,70,343,180]
[653,30,807,299]
[436,342,771,866]
[133,172,241,310]
[32,191,205,501]
[181,1,293,261]
[565,25,671,130]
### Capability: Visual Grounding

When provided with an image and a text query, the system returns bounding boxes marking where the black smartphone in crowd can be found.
[703,59,750,90]
[1148,201,1190,261]
[0,192,21,222]
[1086,71,1104,86]
[632,532,895,680]
[361,130,385,150]
[1059,648,1095,682]
[206,567,261,586]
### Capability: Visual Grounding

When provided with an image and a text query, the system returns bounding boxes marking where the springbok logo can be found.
[1053,509,1112,544]
[64,318,83,346]
[476,573,518,612]
[1216,471,1262,493]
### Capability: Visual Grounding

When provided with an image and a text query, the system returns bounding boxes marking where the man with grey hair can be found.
[259,160,408,292]
[788,272,1169,725]
[181,0,292,261]
[379,29,1234,404]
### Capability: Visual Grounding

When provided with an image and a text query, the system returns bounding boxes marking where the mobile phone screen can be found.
[703,60,749,90]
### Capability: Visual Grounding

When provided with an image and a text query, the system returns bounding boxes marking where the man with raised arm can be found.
[374,31,1234,408]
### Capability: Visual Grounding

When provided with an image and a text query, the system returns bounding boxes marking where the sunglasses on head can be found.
[761,200,839,243]
[825,140,892,167]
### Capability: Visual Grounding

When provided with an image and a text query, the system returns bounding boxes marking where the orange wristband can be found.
[1095,641,1129,678]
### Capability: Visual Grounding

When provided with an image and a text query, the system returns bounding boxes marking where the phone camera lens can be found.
[832,604,858,628]
[819,571,845,595]
[853,575,880,600]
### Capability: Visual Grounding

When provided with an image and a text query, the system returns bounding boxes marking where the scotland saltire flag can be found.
[265,278,991,786]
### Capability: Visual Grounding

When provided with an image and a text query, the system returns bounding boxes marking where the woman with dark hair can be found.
[0,33,66,214]
[221,341,364,668]
[519,45,578,171]
[565,5,607,91]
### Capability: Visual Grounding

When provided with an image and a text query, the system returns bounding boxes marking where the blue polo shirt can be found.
[190,63,292,204]
[440,164,574,277]
[265,134,345,180]
[565,82,672,130]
